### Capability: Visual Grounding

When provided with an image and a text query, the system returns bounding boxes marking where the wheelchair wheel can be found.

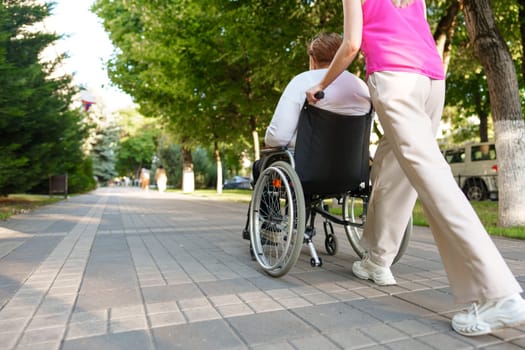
[342,194,412,264]
[323,221,338,256]
[249,161,306,277]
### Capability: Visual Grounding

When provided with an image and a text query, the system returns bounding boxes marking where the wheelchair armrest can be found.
[260,146,295,169]
[261,146,288,156]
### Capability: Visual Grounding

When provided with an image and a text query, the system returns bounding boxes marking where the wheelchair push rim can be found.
[249,161,305,277]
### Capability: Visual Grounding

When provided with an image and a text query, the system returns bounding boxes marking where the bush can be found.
[68,158,97,193]
[28,157,97,195]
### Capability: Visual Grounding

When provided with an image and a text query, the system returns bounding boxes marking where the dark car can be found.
[223,176,252,190]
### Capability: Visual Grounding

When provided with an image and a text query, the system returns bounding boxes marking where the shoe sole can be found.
[452,314,525,336]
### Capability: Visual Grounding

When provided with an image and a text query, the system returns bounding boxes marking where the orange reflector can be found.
[272,179,282,188]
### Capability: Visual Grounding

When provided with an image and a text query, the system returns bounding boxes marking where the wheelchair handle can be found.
[314,91,325,100]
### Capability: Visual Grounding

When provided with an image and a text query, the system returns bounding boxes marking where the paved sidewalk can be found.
[0,187,524,350]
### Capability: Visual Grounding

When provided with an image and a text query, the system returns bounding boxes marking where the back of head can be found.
[307,33,342,66]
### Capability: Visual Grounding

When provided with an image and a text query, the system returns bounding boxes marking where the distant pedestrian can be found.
[140,168,150,191]
[155,165,168,193]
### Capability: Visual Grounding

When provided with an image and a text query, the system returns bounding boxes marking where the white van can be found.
[442,141,498,201]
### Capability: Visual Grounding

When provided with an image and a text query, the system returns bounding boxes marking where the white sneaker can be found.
[452,294,525,336]
[352,255,397,286]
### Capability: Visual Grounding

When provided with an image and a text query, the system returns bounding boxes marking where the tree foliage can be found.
[115,124,159,180]
[92,0,350,156]
[0,1,92,196]
[83,102,120,183]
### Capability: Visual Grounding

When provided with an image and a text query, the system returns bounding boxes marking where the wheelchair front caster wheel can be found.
[310,257,323,267]
[324,234,337,256]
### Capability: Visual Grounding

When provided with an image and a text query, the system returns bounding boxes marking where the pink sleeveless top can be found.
[361,0,445,80]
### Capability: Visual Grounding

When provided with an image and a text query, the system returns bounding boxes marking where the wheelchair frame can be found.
[248,148,412,278]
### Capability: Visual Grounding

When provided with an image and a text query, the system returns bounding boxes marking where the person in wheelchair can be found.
[242,32,371,240]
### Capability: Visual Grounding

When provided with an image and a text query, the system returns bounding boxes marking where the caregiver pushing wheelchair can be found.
[241,32,412,277]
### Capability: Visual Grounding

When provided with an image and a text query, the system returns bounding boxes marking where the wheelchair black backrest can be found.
[294,102,373,196]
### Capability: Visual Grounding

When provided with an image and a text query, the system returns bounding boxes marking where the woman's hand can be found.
[306,85,324,104]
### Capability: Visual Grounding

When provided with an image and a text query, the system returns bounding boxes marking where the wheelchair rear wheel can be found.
[249,161,306,277]
[342,194,412,264]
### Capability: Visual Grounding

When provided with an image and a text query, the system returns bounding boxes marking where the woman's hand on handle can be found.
[306,85,324,104]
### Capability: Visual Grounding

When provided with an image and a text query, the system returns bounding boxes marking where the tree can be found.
[91,126,119,183]
[461,0,525,226]
[0,1,90,196]
[115,127,158,180]
[83,101,120,183]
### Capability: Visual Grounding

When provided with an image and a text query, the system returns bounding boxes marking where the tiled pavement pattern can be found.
[0,187,524,350]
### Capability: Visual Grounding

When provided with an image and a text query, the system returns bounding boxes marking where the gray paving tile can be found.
[61,330,152,350]
[292,302,378,332]
[348,295,432,322]
[510,336,525,347]
[388,319,440,337]
[65,319,108,340]
[385,338,436,350]
[251,341,295,350]
[152,319,244,350]
[484,344,525,350]
[227,310,313,345]
[394,289,456,315]
[417,332,477,350]
[0,331,19,350]
[360,323,410,344]
[325,328,377,349]
[74,288,142,311]
[289,334,341,350]
[17,326,64,347]
[141,284,204,304]
[197,278,259,296]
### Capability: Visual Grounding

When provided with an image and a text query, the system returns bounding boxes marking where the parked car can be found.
[223,176,252,190]
[442,141,498,201]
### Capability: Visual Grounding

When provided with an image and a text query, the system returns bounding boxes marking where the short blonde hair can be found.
[307,33,342,66]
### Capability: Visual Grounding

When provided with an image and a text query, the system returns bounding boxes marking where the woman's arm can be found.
[306,0,363,103]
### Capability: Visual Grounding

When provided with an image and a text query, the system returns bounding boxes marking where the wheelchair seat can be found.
[294,102,373,196]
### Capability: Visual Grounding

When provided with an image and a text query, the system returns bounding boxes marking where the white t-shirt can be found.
[265,69,371,148]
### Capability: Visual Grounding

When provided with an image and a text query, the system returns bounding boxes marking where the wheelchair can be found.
[246,102,412,277]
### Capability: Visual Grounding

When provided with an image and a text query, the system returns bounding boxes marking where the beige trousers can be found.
[363,71,522,304]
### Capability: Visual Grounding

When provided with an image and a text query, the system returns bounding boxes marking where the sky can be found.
[43,0,134,112]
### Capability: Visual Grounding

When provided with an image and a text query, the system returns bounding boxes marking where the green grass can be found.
[175,189,252,203]
[412,200,525,239]
[0,194,63,221]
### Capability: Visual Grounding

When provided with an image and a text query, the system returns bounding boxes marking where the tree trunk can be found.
[252,129,260,161]
[434,0,461,75]
[181,146,194,193]
[249,114,260,161]
[214,141,223,194]
[462,0,525,227]
[473,87,489,142]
